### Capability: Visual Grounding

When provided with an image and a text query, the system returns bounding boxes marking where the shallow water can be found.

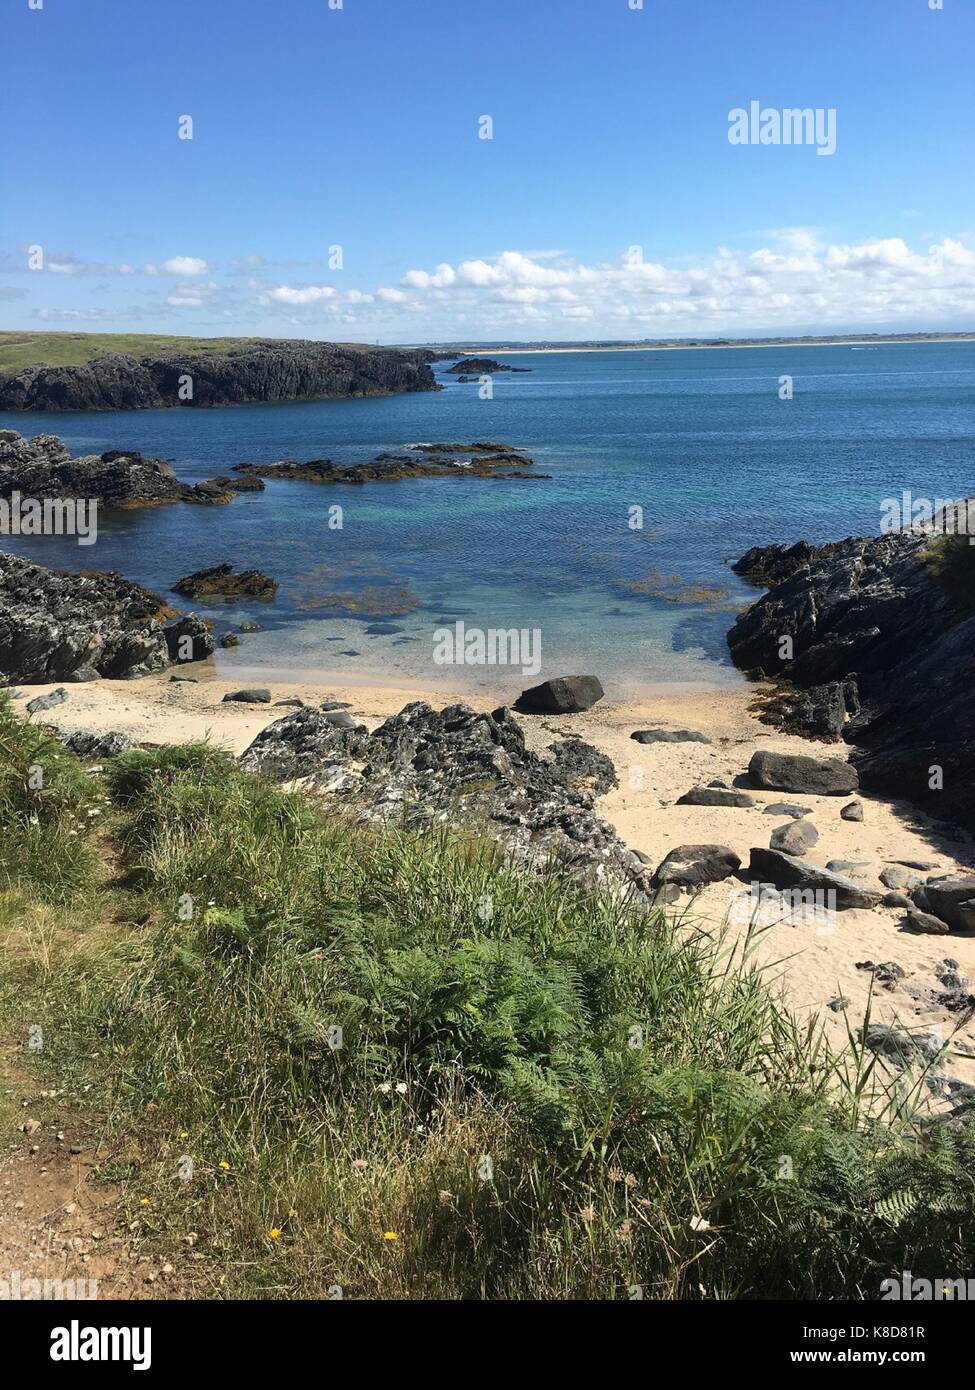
[2,341,973,696]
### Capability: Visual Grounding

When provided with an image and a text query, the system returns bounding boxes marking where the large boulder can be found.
[163,613,215,663]
[748,847,881,910]
[748,749,859,796]
[515,676,604,714]
[652,844,741,889]
[923,875,975,932]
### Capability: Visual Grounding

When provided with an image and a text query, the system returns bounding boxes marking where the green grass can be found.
[1,699,974,1300]
[924,532,975,609]
[0,331,371,375]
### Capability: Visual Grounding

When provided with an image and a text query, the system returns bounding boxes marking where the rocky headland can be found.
[0,342,440,412]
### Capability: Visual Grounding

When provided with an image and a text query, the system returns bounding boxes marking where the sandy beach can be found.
[16,667,975,1100]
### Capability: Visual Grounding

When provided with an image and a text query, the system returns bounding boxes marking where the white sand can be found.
[19,669,975,1100]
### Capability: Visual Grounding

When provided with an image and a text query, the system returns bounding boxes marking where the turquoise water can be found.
[2,342,974,695]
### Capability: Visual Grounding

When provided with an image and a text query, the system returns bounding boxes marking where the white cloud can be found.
[297,233,973,337]
[266,284,336,305]
[146,256,210,277]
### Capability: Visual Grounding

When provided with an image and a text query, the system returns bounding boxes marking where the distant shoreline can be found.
[426,335,975,356]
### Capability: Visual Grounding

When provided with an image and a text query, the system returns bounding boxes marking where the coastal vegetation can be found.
[1,695,974,1300]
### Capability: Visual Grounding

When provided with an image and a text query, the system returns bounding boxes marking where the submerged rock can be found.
[173,564,278,600]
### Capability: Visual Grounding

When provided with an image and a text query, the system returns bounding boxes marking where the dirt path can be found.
[0,1045,185,1300]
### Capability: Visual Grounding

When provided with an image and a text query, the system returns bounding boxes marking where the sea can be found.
[2,341,973,697]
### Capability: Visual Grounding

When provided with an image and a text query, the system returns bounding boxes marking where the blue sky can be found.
[2,0,973,342]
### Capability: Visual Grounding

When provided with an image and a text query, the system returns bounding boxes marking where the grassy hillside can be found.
[1,697,973,1299]
[0,332,369,375]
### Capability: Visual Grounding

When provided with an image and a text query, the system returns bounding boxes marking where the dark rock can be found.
[923,875,975,931]
[220,633,240,648]
[222,688,271,704]
[238,619,262,633]
[0,553,175,683]
[904,907,952,936]
[320,701,352,711]
[26,687,69,714]
[174,564,278,600]
[887,858,939,871]
[274,698,305,708]
[652,844,741,889]
[170,674,199,683]
[0,429,197,508]
[828,996,850,1012]
[365,623,404,635]
[880,866,922,892]
[882,891,911,909]
[770,819,819,856]
[748,847,881,909]
[676,787,755,808]
[234,441,536,485]
[631,728,711,745]
[728,515,975,834]
[445,358,526,375]
[856,960,906,987]
[60,727,132,759]
[762,802,811,819]
[748,749,858,796]
[239,701,640,897]
[0,344,440,412]
[862,1024,944,1066]
[515,676,604,714]
[164,613,215,664]
[840,800,864,822]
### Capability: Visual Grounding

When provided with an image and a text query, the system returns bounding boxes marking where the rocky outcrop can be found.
[728,518,975,833]
[0,553,211,683]
[173,564,278,601]
[233,442,541,484]
[748,847,881,910]
[446,358,530,375]
[0,343,441,412]
[0,429,231,508]
[239,701,648,896]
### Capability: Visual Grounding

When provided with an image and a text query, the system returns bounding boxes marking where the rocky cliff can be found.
[727,523,975,834]
[0,342,440,412]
